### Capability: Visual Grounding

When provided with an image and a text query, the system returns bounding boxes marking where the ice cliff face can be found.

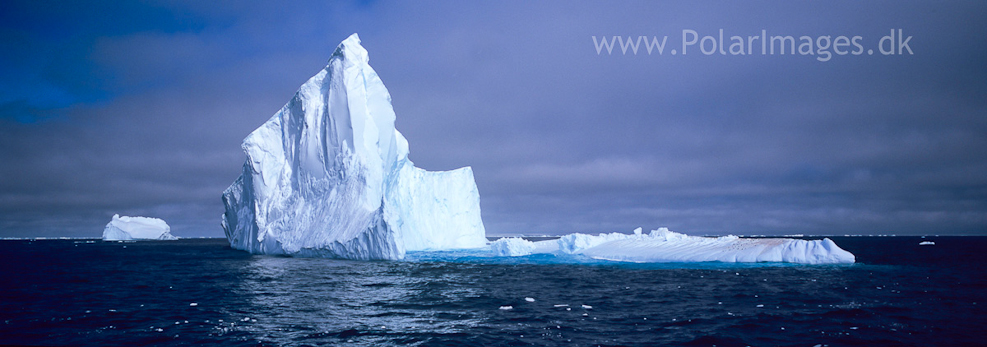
[103,214,177,241]
[222,34,487,260]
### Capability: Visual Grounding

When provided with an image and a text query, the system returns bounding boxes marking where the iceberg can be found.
[221,34,486,260]
[491,228,855,264]
[102,214,177,241]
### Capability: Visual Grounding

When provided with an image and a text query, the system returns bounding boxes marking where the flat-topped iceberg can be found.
[102,214,177,241]
[491,228,855,264]
[222,34,486,260]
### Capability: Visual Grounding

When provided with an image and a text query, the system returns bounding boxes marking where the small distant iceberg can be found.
[919,241,935,246]
[491,227,855,265]
[102,214,177,241]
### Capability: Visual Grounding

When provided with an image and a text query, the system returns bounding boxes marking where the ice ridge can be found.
[491,228,856,264]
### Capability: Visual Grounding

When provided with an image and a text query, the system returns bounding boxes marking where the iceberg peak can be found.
[222,34,486,260]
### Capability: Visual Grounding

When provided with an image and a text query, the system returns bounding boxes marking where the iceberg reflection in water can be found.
[234,255,487,343]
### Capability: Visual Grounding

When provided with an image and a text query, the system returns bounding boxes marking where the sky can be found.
[1,0,985,238]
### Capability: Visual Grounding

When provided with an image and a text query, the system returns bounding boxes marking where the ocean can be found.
[1,236,984,346]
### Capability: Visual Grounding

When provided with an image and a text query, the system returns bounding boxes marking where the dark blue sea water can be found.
[1,237,985,346]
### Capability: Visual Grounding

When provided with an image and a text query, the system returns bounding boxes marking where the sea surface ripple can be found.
[1,237,985,346]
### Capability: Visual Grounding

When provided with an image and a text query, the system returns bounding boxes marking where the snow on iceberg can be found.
[490,237,536,256]
[221,34,486,260]
[491,228,855,264]
[102,214,177,241]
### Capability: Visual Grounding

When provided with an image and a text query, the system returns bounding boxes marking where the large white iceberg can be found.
[102,214,177,241]
[221,34,487,260]
[491,228,855,264]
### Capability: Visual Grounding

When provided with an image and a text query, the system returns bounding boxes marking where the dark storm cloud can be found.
[1,1,985,237]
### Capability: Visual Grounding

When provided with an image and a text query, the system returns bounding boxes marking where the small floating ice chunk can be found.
[919,241,935,246]
[581,304,593,309]
[756,304,764,308]
[554,304,569,307]
[189,303,198,307]
[499,306,513,310]
[525,297,535,302]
